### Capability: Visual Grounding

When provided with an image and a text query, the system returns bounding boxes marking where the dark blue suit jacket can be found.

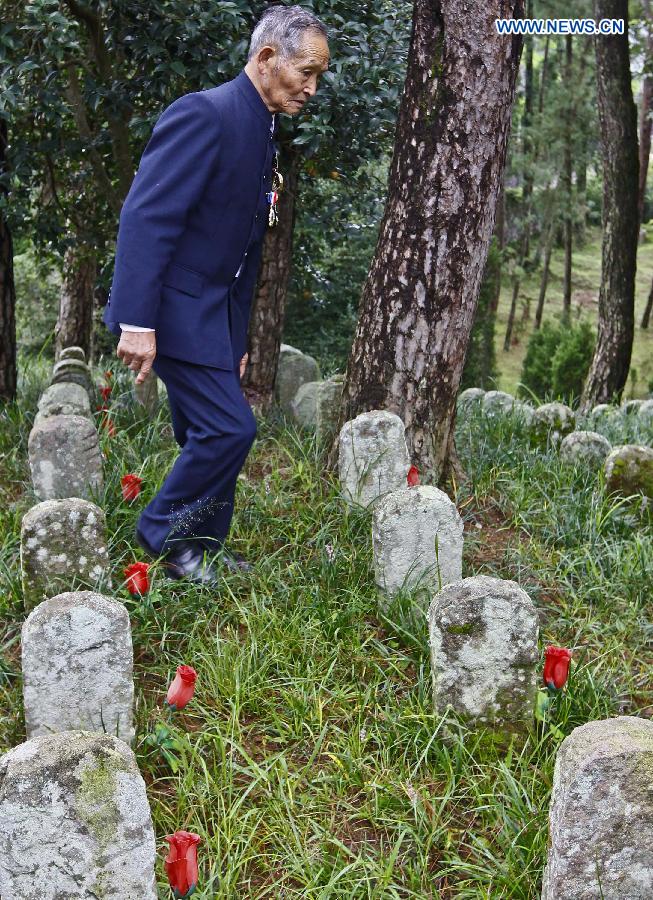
[102,70,276,369]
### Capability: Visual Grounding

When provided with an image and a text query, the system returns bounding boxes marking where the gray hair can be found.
[248,5,328,62]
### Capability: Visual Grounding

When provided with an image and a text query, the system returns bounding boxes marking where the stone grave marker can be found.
[428,575,539,734]
[36,381,92,423]
[50,357,92,391]
[559,431,611,468]
[22,591,134,743]
[542,716,653,899]
[0,732,157,899]
[58,345,86,362]
[28,413,103,501]
[316,378,344,444]
[275,349,320,415]
[604,445,653,501]
[338,409,410,507]
[372,485,463,609]
[21,498,109,610]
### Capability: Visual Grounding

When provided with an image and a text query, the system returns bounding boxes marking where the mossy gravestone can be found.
[373,485,463,610]
[559,431,611,469]
[0,732,157,899]
[542,717,653,899]
[338,410,410,508]
[21,498,110,610]
[28,413,103,501]
[275,346,320,415]
[428,576,539,736]
[604,445,653,501]
[36,381,92,422]
[22,591,134,743]
[532,402,576,446]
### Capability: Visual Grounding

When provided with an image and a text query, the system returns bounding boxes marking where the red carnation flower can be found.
[121,473,143,501]
[407,465,420,487]
[164,830,201,899]
[100,385,112,401]
[543,646,572,690]
[124,561,150,595]
[165,665,197,712]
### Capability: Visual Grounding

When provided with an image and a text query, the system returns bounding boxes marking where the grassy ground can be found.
[1,357,652,898]
[495,226,653,397]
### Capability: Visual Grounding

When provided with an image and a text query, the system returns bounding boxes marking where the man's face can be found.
[261,31,330,115]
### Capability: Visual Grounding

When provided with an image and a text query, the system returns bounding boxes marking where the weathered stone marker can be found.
[275,348,320,415]
[542,716,653,899]
[28,413,103,501]
[50,357,93,390]
[22,591,134,743]
[36,381,92,421]
[559,431,611,469]
[338,410,410,507]
[316,378,344,444]
[604,444,653,501]
[532,402,576,445]
[291,380,322,427]
[21,497,110,610]
[457,387,485,410]
[0,732,157,899]
[372,485,463,607]
[428,575,539,734]
[58,345,86,362]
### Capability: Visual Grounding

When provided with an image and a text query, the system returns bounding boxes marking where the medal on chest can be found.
[267,151,284,227]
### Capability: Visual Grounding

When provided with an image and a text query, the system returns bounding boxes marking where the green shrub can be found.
[519,319,594,405]
[550,320,595,403]
[519,321,561,401]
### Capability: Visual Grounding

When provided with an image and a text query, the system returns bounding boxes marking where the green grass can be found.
[495,226,653,397]
[0,357,652,897]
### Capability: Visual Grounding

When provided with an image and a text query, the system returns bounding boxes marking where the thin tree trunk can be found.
[0,119,17,403]
[562,33,573,320]
[641,276,653,329]
[55,243,97,360]
[581,0,639,410]
[638,0,652,226]
[324,0,524,483]
[535,221,554,330]
[503,6,534,351]
[490,179,505,315]
[243,150,301,413]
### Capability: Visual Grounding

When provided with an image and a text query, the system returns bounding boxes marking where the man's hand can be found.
[239,352,248,381]
[117,331,157,385]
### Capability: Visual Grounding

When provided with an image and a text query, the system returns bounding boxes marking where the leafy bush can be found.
[519,319,594,404]
[551,320,595,402]
[519,321,561,401]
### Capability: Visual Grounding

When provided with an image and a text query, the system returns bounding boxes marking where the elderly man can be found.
[102,7,329,584]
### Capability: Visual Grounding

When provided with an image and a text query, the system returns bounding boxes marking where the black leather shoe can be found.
[160,539,221,585]
[135,526,221,585]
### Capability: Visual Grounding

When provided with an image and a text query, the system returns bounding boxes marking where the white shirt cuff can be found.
[119,323,155,332]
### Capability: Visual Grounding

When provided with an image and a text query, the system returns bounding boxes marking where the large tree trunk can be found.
[0,120,17,403]
[242,150,301,413]
[55,243,97,360]
[324,0,524,483]
[581,0,639,410]
[638,0,652,226]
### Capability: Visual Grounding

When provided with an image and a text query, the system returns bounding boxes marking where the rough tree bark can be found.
[0,118,16,403]
[55,244,97,360]
[581,0,639,410]
[324,0,524,483]
[638,0,652,227]
[242,149,301,413]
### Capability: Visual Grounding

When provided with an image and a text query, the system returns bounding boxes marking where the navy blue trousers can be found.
[137,352,257,554]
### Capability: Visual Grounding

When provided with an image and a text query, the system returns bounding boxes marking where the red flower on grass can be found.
[164,830,201,899]
[407,465,420,487]
[121,473,143,501]
[165,665,197,711]
[104,369,113,381]
[124,561,150,595]
[100,385,112,401]
[543,646,572,690]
